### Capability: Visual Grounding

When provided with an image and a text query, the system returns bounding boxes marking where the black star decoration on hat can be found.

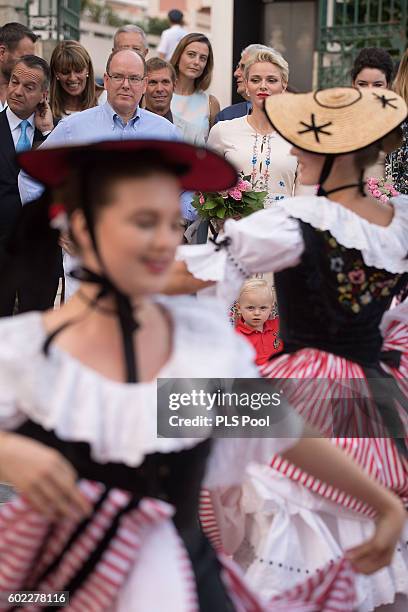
[373,92,398,109]
[298,114,333,143]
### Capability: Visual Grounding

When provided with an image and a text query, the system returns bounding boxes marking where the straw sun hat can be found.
[264,87,407,155]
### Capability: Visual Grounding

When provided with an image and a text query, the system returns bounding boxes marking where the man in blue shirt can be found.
[19,49,195,263]
[19,49,182,203]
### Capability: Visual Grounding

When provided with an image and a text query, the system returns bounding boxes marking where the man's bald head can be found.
[106,48,147,76]
[104,48,148,122]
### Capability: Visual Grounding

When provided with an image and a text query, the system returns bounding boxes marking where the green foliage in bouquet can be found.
[192,175,267,220]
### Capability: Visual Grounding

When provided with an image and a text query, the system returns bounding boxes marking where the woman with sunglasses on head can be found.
[171,87,408,610]
[0,138,405,610]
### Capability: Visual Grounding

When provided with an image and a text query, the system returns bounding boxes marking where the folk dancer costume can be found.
[177,88,408,611]
[0,140,354,612]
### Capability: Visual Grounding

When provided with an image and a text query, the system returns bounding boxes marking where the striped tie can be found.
[16,119,31,152]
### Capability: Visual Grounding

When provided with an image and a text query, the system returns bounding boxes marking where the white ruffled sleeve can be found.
[176,205,304,304]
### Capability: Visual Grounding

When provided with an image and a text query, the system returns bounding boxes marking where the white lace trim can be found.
[283,195,408,274]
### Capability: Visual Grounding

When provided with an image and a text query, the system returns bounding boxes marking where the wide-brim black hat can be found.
[17,139,238,192]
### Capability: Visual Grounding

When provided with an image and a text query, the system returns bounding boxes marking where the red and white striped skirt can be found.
[199,319,408,610]
[260,342,408,510]
[0,480,358,612]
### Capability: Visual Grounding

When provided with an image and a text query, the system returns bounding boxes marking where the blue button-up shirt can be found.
[19,102,195,219]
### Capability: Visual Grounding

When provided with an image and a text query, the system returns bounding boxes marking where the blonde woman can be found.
[207,49,297,211]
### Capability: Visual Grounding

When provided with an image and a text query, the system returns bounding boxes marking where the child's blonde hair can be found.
[238,278,274,302]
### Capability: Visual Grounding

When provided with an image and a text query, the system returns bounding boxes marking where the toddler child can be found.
[235,278,282,366]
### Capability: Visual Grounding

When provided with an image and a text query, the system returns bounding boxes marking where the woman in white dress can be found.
[207,49,297,210]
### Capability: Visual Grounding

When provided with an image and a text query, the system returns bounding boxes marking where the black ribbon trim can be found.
[74,172,139,383]
[209,236,232,252]
[56,496,138,608]
[33,488,110,589]
[70,266,139,383]
[43,265,139,383]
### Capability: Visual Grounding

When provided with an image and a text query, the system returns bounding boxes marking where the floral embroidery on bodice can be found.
[322,231,401,314]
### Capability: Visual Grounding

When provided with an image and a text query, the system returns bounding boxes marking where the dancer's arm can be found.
[0,431,91,519]
[164,260,214,295]
[283,436,406,574]
[165,207,304,297]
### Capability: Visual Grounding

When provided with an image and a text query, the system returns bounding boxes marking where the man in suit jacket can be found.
[0,22,37,112]
[0,54,55,316]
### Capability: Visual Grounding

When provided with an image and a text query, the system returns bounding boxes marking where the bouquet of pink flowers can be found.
[192,174,266,220]
[366,177,399,204]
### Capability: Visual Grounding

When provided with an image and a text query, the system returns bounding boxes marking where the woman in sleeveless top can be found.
[170,33,220,145]
[172,87,408,610]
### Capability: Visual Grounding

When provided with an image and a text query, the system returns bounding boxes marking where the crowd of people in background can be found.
[0,9,408,612]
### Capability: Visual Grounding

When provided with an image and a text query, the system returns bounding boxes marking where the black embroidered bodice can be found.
[15,419,210,531]
[274,222,407,367]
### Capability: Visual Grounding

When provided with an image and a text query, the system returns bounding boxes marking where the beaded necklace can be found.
[251,132,272,190]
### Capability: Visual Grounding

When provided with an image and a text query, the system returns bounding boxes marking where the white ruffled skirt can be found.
[237,464,408,612]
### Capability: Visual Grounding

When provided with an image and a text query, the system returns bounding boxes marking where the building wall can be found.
[149,0,207,31]
[0,0,28,25]
[159,0,187,12]
[80,20,160,79]
[210,0,233,109]
[232,0,317,97]
[263,0,317,92]
[106,1,146,21]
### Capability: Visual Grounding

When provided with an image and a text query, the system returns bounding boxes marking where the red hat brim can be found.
[17,139,238,192]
